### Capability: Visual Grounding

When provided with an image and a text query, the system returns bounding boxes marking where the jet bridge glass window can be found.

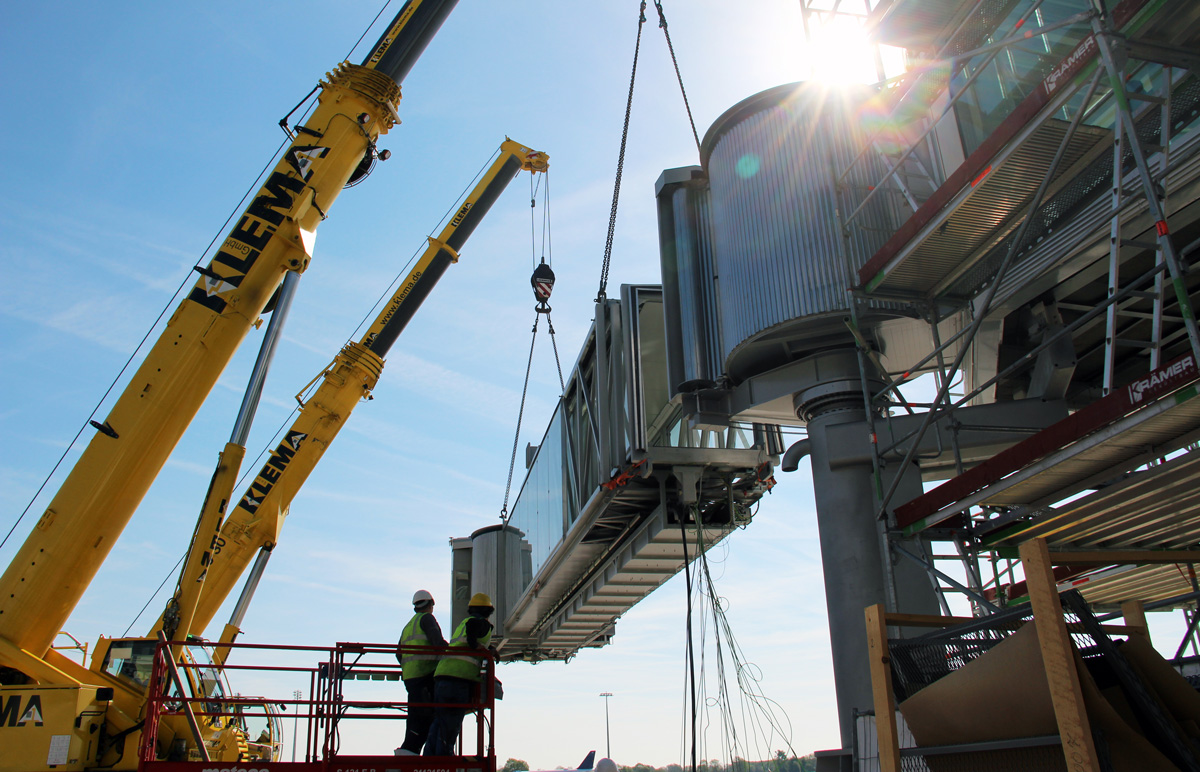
[507,404,567,579]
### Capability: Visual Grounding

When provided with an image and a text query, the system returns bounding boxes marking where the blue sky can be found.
[3,1,1191,768]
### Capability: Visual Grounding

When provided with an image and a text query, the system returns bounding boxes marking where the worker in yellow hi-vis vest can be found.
[396,590,448,755]
[423,593,495,756]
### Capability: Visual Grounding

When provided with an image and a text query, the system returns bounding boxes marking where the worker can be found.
[423,592,496,756]
[396,589,448,756]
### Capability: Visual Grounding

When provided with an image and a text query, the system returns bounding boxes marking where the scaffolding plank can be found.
[865,605,902,772]
[897,353,1199,532]
[982,450,1200,552]
[856,0,1151,295]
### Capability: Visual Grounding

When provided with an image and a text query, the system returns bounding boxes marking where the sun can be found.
[803,17,906,85]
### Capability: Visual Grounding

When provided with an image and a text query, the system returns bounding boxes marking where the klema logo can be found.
[237,429,308,516]
[0,695,44,727]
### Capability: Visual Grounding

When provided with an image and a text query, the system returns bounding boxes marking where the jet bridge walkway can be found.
[449,286,780,662]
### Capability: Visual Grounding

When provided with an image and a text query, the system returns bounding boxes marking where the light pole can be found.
[599,692,613,759]
[292,689,302,762]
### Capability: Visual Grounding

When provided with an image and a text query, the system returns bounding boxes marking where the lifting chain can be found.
[596,0,699,303]
[652,1,701,154]
[596,1,648,304]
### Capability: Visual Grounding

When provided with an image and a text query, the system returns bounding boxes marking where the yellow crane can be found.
[0,1,468,768]
[165,139,549,653]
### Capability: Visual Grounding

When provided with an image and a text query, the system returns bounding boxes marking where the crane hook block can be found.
[532,262,555,310]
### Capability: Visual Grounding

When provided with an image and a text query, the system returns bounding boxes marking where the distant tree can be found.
[502,759,530,772]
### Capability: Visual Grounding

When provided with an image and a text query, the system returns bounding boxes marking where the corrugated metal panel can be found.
[991,125,1200,312]
[874,0,1018,55]
[672,183,722,385]
[703,83,903,372]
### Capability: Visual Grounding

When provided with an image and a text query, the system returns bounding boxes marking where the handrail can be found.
[139,638,498,771]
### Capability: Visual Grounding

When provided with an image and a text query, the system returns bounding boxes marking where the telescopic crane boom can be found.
[178,140,549,644]
[0,0,459,666]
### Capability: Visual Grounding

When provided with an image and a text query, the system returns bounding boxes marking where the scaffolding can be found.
[821,0,1200,768]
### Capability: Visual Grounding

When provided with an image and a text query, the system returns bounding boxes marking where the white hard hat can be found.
[412,590,434,605]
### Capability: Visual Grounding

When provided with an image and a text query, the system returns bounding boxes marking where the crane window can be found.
[102,639,158,687]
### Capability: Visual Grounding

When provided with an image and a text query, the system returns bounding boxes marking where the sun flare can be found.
[804,17,906,85]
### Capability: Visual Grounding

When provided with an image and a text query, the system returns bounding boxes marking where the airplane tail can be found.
[579,751,597,769]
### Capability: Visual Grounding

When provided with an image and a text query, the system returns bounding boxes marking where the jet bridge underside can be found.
[450,286,778,662]
[501,451,765,661]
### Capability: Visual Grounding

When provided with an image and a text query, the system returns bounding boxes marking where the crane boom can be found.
[0,0,460,663]
[187,140,549,638]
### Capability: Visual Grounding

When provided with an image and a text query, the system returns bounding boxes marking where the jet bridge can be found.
[449,285,780,661]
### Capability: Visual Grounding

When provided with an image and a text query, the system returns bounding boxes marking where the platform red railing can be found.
[137,638,496,772]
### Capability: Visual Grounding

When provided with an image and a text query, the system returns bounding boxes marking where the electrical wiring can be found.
[678,511,800,772]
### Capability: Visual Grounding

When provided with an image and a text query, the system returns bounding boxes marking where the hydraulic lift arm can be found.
[182,139,550,640]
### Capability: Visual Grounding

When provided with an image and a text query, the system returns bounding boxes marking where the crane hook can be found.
[532,260,555,313]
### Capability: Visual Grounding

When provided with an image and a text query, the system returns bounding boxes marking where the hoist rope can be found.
[124,553,187,636]
[541,175,553,270]
[346,0,396,62]
[500,314,541,522]
[529,170,549,270]
[530,174,539,271]
[652,1,702,154]
[349,148,501,341]
[596,1,649,303]
[548,315,567,393]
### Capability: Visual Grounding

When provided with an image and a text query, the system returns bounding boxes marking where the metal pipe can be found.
[781,439,812,472]
[793,349,939,749]
[1091,16,1200,367]
[843,0,1060,226]
[876,253,1173,459]
[157,631,210,762]
[230,271,301,446]
[892,543,1000,612]
[228,546,274,630]
[835,0,1022,188]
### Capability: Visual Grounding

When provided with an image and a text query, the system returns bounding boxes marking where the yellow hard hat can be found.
[468,592,494,608]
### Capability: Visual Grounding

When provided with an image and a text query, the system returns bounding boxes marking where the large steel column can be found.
[793,349,939,750]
